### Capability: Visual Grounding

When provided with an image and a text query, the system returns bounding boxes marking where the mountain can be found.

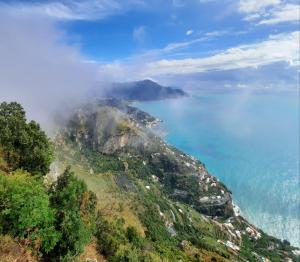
[53,99,299,261]
[105,79,188,101]
[1,100,299,261]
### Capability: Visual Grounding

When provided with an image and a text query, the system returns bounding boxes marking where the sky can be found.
[0,0,299,104]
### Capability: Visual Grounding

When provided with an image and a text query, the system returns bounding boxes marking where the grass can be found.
[53,140,295,262]
[54,142,145,237]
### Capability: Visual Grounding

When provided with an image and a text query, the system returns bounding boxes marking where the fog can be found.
[0,12,111,134]
[1,11,298,137]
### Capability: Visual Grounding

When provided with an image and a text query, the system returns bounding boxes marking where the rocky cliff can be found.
[55,99,299,261]
[65,100,234,219]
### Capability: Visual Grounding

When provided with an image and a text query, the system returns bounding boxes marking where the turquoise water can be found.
[136,90,300,247]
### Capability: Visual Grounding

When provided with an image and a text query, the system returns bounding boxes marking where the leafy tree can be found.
[0,102,53,175]
[0,171,60,253]
[49,167,96,261]
[95,214,126,257]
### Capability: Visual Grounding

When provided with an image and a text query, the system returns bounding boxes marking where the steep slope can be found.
[65,100,233,218]
[53,100,299,261]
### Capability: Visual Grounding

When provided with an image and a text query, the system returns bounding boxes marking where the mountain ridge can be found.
[54,99,299,261]
[1,100,299,261]
[104,79,188,101]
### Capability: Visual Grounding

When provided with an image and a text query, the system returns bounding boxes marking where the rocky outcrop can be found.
[65,101,235,219]
[58,100,300,261]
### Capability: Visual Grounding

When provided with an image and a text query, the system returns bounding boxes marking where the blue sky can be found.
[58,0,298,63]
[0,0,299,91]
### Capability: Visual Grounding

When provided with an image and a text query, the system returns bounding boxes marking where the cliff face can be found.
[65,101,234,219]
[56,99,299,261]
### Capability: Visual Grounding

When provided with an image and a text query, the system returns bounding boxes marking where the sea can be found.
[136,89,300,247]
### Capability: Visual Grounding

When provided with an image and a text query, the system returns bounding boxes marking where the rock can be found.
[66,101,235,219]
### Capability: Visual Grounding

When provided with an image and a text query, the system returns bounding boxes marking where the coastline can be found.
[135,93,300,247]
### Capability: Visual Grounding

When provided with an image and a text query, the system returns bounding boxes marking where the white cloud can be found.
[0,12,114,133]
[0,0,145,21]
[239,0,300,25]
[186,30,194,36]
[164,37,205,51]
[258,4,300,25]
[131,30,232,60]
[133,26,146,42]
[239,0,281,13]
[143,31,299,75]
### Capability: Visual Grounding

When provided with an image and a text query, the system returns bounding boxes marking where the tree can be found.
[95,214,126,258]
[49,167,97,261]
[0,171,60,253]
[0,102,53,175]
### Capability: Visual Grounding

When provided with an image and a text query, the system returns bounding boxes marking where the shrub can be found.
[0,172,60,253]
[95,214,126,257]
[48,167,96,261]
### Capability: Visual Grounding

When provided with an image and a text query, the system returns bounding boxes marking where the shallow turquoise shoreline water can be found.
[136,91,300,247]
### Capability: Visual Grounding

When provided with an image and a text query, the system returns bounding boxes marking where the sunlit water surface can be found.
[136,90,300,247]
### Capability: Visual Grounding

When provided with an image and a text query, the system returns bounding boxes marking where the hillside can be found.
[1,101,299,261]
[53,99,299,261]
[104,79,188,101]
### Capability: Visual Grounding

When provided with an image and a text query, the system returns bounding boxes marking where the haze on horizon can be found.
[0,0,300,250]
[0,0,299,128]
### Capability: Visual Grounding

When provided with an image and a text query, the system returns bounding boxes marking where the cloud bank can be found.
[143,31,299,75]
[239,0,300,25]
[0,12,108,133]
[0,0,298,132]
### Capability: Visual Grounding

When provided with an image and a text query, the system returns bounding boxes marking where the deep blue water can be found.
[136,90,300,247]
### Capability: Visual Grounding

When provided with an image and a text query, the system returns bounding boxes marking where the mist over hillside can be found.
[0,0,299,261]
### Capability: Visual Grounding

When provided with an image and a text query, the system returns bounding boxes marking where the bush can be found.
[0,172,60,253]
[95,214,126,257]
[126,226,142,247]
[48,167,96,261]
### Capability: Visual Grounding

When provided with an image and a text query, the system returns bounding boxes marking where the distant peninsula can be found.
[105,79,188,101]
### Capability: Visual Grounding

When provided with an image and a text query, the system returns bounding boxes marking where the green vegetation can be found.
[0,171,60,254]
[48,167,97,261]
[82,147,125,173]
[116,122,132,135]
[0,102,298,262]
[0,102,97,261]
[0,102,53,175]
